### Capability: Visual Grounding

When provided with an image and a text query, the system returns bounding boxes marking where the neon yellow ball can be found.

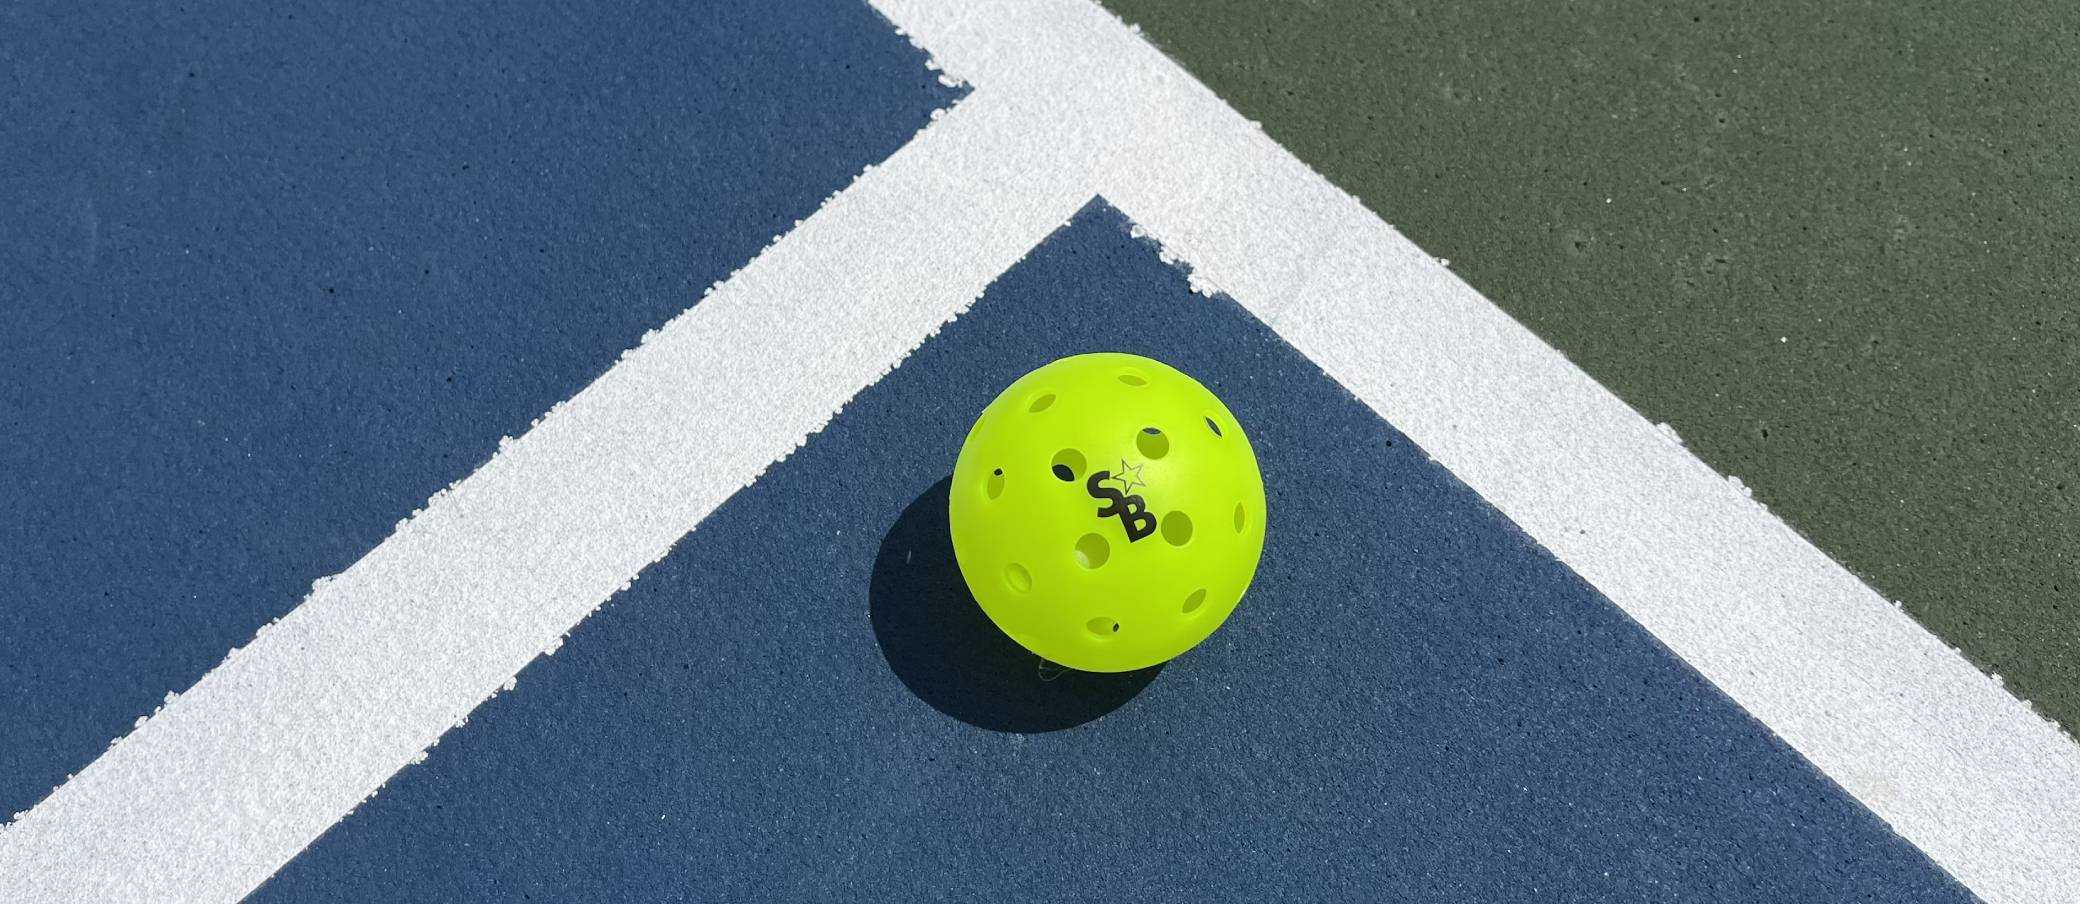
[948,353,1267,672]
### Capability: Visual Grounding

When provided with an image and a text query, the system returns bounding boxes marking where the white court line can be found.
[0,92,1099,902]
[877,1,2080,902]
[3,1,2076,902]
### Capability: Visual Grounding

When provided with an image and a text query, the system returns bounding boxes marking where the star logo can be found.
[1107,458,1147,496]
[1088,458,1158,542]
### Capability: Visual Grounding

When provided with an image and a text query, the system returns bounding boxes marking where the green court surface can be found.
[1104,0,2080,732]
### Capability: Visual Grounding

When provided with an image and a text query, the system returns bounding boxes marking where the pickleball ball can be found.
[948,353,1267,673]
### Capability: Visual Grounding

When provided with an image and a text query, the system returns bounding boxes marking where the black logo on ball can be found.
[1087,464,1156,542]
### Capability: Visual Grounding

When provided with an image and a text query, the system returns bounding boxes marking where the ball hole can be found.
[1004,563,1033,593]
[1204,415,1224,438]
[1050,448,1086,482]
[1182,588,1207,614]
[1135,426,1170,460]
[1233,502,1247,533]
[1027,392,1057,413]
[1117,371,1147,387]
[985,468,1005,500]
[1074,533,1110,569]
[1161,510,1194,546]
[1086,617,1121,637]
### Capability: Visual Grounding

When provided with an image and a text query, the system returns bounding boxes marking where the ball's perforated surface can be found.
[949,353,1267,672]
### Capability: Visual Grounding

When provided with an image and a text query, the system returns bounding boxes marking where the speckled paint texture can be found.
[1100,0,2080,733]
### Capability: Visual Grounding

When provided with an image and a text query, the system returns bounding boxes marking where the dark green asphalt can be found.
[1103,0,2079,731]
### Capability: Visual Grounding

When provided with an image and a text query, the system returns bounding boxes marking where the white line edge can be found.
[872,1,2080,902]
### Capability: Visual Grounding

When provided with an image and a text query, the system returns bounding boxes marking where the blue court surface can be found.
[1,0,955,822]
[0,1,2019,902]
[252,202,1971,902]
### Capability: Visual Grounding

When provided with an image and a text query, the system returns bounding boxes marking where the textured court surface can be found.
[0,0,957,821]
[1101,0,2080,732]
[253,203,1970,902]
[1,1,2074,902]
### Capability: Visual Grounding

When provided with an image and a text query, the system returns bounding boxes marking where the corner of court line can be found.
[866,1,2080,901]
[0,70,1137,904]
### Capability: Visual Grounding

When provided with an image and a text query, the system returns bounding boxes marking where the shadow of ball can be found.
[869,478,1164,733]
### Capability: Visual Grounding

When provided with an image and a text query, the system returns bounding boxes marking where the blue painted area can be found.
[257,203,1972,902]
[0,0,959,817]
